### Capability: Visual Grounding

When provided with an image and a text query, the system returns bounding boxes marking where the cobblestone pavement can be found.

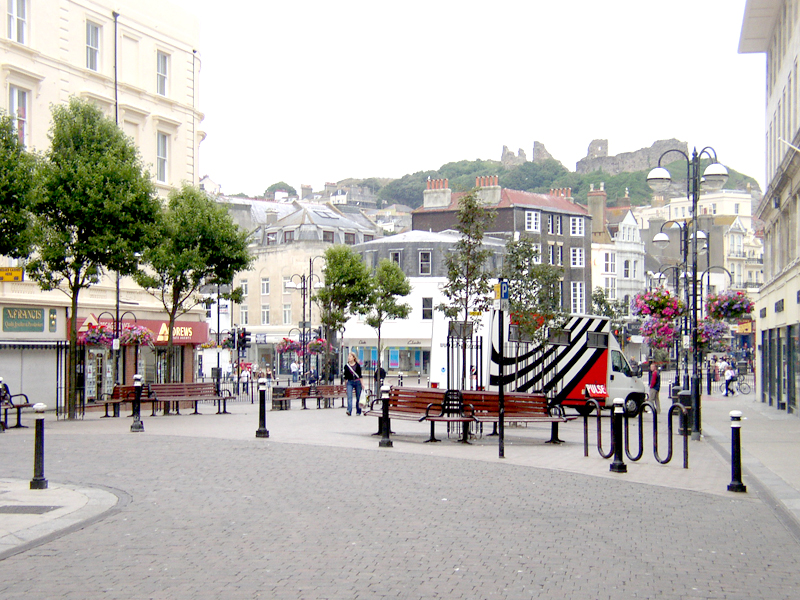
[3,416,800,600]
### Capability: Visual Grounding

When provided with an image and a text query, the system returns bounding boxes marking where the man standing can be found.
[649,362,661,413]
[290,360,299,383]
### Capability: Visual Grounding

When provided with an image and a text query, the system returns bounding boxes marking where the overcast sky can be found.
[171,0,766,196]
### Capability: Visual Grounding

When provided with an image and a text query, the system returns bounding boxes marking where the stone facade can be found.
[576,139,688,176]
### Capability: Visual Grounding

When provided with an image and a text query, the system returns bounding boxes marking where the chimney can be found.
[475,175,501,205]
[587,181,607,236]
[301,184,312,199]
[423,178,452,208]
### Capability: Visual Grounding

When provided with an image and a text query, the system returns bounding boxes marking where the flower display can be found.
[306,338,332,355]
[200,341,217,349]
[639,317,678,349]
[697,318,730,352]
[705,290,754,321]
[276,338,301,353]
[631,289,686,319]
[119,324,155,346]
[80,323,114,346]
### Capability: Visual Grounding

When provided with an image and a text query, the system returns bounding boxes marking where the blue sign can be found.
[500,281,509,300]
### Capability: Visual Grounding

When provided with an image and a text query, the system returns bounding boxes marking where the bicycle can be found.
[718,376,751,395]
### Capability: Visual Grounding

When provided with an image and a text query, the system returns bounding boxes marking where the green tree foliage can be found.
[0,114,35,258]
[27,98,160,418]
[500,159,568,194]
[364,260,411,397]
[501,238,567,343]
[314,245,372,379]
[377,170,439,207]
[265,181,296,196]
[591,287,628,344]
[134,184,252,381]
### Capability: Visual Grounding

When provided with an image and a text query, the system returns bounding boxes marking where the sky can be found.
[171,0,766,197]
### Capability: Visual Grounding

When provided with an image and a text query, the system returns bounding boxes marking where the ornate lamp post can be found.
[648,147,728,440]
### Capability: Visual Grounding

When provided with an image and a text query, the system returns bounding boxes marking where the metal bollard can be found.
[131,374,144,432]
[706,365,713,395]
[727,410,747,493]
[30,403,48,490]
[609,398,627,473]
[398,372,404,386]
[256,378,269,438]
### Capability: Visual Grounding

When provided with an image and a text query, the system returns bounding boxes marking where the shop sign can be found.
[0,267,23,281]
[3,307,44,332]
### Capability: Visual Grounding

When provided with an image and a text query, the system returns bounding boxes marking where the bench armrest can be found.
[9,393,30,407]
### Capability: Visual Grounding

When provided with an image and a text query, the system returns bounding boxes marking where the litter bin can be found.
[678,390,692,435]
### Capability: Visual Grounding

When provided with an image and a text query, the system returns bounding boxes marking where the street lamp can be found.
[647,147,728,440]
[288,267,323,386]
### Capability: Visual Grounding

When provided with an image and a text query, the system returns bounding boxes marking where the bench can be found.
[149,382,233,415]
[422,389,476,444]
[282,386,311,409]
[97,385,158,418]
[307,384,347,409]
[1,393,34,430]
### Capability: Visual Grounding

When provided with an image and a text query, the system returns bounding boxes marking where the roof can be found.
[739,0,779,53]
[412,188,588,216]
[354,229,507,249]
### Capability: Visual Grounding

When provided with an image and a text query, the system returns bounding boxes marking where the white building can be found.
[741,0,800,412]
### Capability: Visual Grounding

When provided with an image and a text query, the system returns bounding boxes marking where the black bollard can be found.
[30,403,48,490]
[727,410,747,492]
[707,365,713,395]
[398,372,404,387]
[609,398,627,473]
[131,374,144,432]
[256,378,269,438]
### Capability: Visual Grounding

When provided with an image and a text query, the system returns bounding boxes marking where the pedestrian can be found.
[649,362,661,413]
[629,356,639,377]
[724,364,734,396]
[266,367,273,387]
[241,368,250,393]
[344,352,363,416]
[290,360,299,383]
[0,376,9,402]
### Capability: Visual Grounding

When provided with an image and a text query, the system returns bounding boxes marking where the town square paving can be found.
[2,395,800,599]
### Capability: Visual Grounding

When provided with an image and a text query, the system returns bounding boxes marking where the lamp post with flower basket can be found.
[648,147,729,439]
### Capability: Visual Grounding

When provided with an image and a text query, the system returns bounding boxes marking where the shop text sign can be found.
[3,307,44,332]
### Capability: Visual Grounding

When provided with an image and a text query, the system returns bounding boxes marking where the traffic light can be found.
[228,329,237,348]
[242,328,252,349]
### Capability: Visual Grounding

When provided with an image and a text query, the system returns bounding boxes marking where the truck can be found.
[430,313,647,416]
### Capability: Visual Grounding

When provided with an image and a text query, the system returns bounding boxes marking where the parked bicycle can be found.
[718,376,751,395]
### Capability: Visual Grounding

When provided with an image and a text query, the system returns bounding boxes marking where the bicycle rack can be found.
[583,401,690,468]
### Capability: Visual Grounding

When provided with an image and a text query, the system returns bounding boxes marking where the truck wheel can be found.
[624,397,641,416]
[576,405,594,417]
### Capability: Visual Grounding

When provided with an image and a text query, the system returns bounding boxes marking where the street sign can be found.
[0,267,23,282]
[500,281,509,300]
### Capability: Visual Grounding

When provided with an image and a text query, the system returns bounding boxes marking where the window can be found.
[240,306,249,326]
[712,203,717,215]
[604,277,616,299]
[156,51,169,96]
[86,21,101,71]
[261,305,270,325]
[525,210,541,232]
[344,232,355,245]
[570,217,584,236]
[422,298,433,320]
[390,251,400,264]
[282,304,291,325]
[570,247,584,267]
[571,281,585,314]
[734,203,740,215]
[7,0,25,44]
[632,261,638,279]
[322,231,334,243]
[557,245,563,266]
[266,232,277,245]
[547,214,555,235]
[604,252,616,273]
[156,132,168,183]
[623,260,630,278]
[555,215,562,235]
[284,230,294,243]
[532,243,542,264]
[548,244,555,265]
[363,234,374,242]
[419,251,431,275]
[261,278,270,295]
[282,277,291,293]
[241,280,248,298]
[9,86,27,146]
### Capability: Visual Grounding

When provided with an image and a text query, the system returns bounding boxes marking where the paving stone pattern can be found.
[3,432,800,600]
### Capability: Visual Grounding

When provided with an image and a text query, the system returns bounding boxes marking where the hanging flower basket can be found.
[705,290,754,321]
[640,317,679,349]
[276,338,301,353]
[631,289,686,319]
[696,318,730,352]
[80,323,114,346]
[200,341,217,349]
[306,338,332,355]
[119,324,155,347]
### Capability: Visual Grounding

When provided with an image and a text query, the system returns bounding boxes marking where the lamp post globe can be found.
[646,166,672,193]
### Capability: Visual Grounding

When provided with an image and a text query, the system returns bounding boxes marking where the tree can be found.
[501,237,567,344]
[27,98,161,419]
[134,184,251,382]
[313,245,372,381]
[591,287,628,345]
[437,189,496,388]
[0,113,35,258]
[265,181,297,196]
[363,259,411,446]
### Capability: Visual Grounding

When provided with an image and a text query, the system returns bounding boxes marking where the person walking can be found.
[265,367,273,387]
[290,360,299,383]
[649,362,661,413]
[724,363,735,396]
[344,352,363,416]
[241,368,250,393]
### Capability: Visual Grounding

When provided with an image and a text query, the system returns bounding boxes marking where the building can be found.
[0,0,205,410]
[412,177,593,314]
[741,0,800,412]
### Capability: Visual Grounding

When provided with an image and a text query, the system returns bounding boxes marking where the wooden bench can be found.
[422,389,476,444]
[97,385,158,418]
[282,386,311,409]
[1,393,33,429]
[306,384,347,409]
[149,382,233,415]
